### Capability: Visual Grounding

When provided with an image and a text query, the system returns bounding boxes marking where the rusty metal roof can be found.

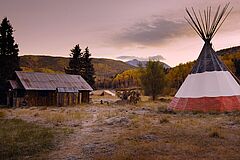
[57,87,79,93]
[8,80,23,90]
[15,71,93,91]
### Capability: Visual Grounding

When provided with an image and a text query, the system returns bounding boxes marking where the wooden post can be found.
[57,92,59,107]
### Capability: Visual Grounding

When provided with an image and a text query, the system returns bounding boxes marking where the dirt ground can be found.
[1,98,240,160]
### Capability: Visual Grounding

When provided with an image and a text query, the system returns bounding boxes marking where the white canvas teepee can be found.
[168,4,240,112]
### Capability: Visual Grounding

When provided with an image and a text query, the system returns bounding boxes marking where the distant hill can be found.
[126,59,171,69]
[216,46,240,56]
[20,55,135,79]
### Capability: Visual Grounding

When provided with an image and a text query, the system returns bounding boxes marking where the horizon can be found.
[20,43,238,68]
[1,0,240,67]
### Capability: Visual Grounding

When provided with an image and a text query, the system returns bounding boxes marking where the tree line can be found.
[111,54,240,100]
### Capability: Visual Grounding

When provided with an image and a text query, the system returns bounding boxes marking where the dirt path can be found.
[46,109,106,160]
[3,105,127,159]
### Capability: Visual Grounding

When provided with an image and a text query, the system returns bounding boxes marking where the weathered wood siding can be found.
[9,90,90,107]
[25,91,56,106]
[81,91,90,103]
[57,92,82,107]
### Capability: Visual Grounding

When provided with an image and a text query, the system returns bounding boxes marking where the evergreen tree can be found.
[0,17,21,103]
[65,45,95,88]
[82,47,95,88]
[140,60,165,100]
[65,44,83,75]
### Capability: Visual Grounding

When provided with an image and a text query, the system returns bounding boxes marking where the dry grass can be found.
[44,111,89,123]
[2,99,240,159]
[7,107,91,125]
[92,102,240,160]
[0,111,5,118]
[159,116,170,123]
[0,119,56,159]
[45,112,67,123]
[209,130,221,138]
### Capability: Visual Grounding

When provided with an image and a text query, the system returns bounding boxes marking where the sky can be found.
[1,0,240,67]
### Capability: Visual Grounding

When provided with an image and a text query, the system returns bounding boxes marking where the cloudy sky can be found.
[1,0,240,66]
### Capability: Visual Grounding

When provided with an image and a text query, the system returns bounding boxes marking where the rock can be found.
[82,143,97,155]
[65,155,80,160]
[105,116,130,126]
[137,134,159,142]
[100,143,116,154]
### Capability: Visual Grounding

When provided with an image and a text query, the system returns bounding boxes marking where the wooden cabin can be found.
[7,71,93,107]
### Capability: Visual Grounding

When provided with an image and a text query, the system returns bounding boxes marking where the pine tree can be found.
[0,17,21,104]
[82,47,95,88]
[65,45,95,88]
[65,44,83,75]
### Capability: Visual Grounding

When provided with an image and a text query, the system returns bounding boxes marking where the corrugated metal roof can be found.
[8,80,23,90]
[15,71,93,91]
[57,87,79,93]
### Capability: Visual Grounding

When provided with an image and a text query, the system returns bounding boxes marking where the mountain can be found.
[20,55,135,79]
[126,59,171,69]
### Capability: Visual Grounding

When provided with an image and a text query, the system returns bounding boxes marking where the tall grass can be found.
[0,119,56,159]
[44,111,89,124]
[0,111,5,118]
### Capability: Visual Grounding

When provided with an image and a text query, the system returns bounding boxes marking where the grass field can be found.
[0,119,56,160]
[1,99,240,159]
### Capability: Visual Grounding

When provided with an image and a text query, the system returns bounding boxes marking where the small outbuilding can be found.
[7,71,93,107]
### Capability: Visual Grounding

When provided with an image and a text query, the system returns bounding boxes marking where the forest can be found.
[112,50,240,96]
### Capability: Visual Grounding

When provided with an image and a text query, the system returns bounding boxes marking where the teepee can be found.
[168,4,240,112]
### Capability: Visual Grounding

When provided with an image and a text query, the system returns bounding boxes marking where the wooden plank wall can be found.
[11,90,90,107]
[57,92,83,107]
[26,91,56,106]
[81,91,90,103]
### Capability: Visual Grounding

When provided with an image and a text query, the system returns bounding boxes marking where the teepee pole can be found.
[185,3,232,42]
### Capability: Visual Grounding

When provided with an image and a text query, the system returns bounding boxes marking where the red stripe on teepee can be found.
[168,96,240,112]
